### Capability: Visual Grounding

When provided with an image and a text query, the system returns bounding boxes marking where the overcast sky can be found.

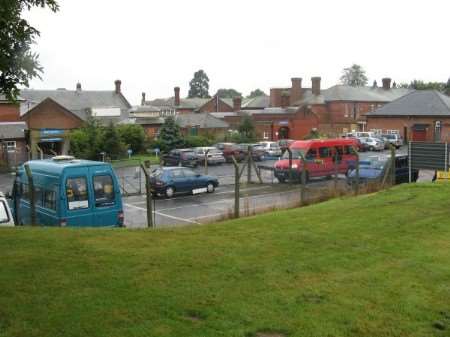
[25,0,449,105]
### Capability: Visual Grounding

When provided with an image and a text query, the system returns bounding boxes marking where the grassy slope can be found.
[1,184,450,337]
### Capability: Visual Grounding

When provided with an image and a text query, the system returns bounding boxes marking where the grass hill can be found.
[1,183,450,337]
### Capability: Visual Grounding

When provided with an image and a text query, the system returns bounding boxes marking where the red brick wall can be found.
[0,103,20,122]
[367,116,450,142]
[21,99,83,129]
[176,108,195,114]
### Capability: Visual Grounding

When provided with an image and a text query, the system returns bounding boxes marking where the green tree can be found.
[99,122,125,160]
[340,64,368,87]
[117,124,145,154]
[238,115,256,143]
[188,69,210,98]
[0,0,59,101]
[247,89,266,98]
[400,80,447,92]
[216,88,242,98]
[158,116,184,152]
[69,118,103,160]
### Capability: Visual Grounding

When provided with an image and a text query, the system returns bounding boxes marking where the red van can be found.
[274,139,358,182]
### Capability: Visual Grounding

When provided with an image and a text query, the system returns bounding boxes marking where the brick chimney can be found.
[382,78,391,90]
[290,77,303,105]
[233,96,242,112]
[311,77,321,96]
[270,88,282,107]
[174,86,180,106]
[76,82,82,91]
[281,93,289,108]
[141,92,146,106]
[114,80,121,94]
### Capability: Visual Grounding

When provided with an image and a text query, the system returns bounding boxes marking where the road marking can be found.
[124,203,200,225]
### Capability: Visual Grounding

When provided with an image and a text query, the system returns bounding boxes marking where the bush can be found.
[183,135,212,148]
[117,124,145,154]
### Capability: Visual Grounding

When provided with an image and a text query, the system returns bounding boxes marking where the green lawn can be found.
[1,183,450,337]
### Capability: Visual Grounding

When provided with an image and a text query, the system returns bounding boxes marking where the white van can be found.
[0,192,15,227]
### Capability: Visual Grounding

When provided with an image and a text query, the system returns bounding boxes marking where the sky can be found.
[25,0,449,105]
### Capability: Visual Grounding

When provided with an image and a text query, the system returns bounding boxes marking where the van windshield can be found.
[282,148,306,159]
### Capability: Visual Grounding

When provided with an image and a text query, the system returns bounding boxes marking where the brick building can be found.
[366,90,450,142]
[20,80,131,158]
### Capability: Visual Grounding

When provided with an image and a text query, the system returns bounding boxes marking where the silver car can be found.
[259,141,282,157]
[194,147,226,165]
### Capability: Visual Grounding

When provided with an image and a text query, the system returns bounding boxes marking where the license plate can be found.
[192,187,207,194]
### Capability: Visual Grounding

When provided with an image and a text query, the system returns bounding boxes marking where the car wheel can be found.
[165,186,175,198]
[369,146,375,151]
[206,182,215,193]
[278,177,286,183]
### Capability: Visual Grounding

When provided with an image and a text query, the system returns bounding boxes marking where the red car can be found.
[213,143,246,162]
[274,138,358,182]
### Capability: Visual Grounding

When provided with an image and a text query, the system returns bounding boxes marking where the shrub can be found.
[117,124,146,154]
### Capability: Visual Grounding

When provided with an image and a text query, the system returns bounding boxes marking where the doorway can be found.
[278,127,290,139]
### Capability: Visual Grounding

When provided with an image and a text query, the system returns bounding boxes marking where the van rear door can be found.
[63,174,94,226]
[90,166,122,227]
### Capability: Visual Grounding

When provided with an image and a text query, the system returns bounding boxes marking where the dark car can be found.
[161,149,198,167]
[149,167,219,198]
[214,143,246,162]
[347,155,418,184]
[237,143,265,161]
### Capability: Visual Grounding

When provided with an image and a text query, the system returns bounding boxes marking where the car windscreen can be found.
[150,169,163,178]
[270,143,280,148]
[282,148,306,159]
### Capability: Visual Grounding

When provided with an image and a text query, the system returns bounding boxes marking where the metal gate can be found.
[408,142,449,182]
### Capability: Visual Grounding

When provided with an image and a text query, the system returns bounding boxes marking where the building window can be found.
[190,126,198,136]
[344,104,349,118]
[263,131,269,140]
[6,141,16,152]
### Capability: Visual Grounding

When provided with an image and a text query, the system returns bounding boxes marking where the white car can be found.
[360,137,384,151]
[194,147,226,165]
[259,141,282,157]
[0,192,14,227]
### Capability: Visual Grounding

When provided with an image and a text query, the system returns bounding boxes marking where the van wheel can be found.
[165,186,175,198]
[206,182,215,193]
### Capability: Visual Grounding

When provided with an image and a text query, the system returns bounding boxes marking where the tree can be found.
[247,89,266,98]
[238,115,256,143]
[117,124,145,154]
[99,122,126,160]
[340,64,368,87]
[69,118,102,160]
[188,69,210,98]
[216,88,242,98]
[158,116,184,152]
[0,0,59,101]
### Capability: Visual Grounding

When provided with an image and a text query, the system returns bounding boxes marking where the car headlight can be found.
[291,163,298,169]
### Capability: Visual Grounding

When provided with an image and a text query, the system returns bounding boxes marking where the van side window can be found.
[344,145,353,155]
[22,183,29,201]
[66,177,89,210]
[93,175,115,207]
[43,190,57,211]
[305,149,317,160]
[319,147,331,158]
[35,187,43,207]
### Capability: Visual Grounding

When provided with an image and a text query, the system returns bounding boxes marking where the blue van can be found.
[12,156,124,227]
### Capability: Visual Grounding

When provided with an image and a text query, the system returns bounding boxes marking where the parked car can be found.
[355,138,368,152]
[149,167,219,198]
[161,149,198,167]
[193,147,226,165]
[259,141,282,157]
[274,138,358,183]
[11,156,124,227]
[238,143,265,161]
[381,133,403,149]
[347,155,418,184]
[0,192,15,227]
[359,137,384,151]
[214,143,246,162]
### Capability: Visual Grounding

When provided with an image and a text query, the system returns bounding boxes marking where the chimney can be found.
[76,82,82,91]
[290,77,303,105]
[281,93,289,108]
[382,78,391,90]
[233,96,242,112]
[311,77,321,96]
[141,92,146,106]
[114,79,122,94]
[174,86,180,106]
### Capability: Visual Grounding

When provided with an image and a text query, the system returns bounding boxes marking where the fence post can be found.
[353,148,360,196]
[24,164,36,226]
[408,141,412,183]
[445,142,448,172]
[299,152,307,205]
[12,169,20,225]
[231,156,240,218]
[287,148,293,182]
[333,151,339,194]
[204,149,209,175]
[140,164,154,228]
[390,144,396,186]
[247,145,252,184]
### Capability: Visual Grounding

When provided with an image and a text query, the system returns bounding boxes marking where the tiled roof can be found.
[176,113,229,129]
[0,122,27,139]
[19,89,131,121]
[366,90,450,116]
[242,95,270,109]
[145,97,211,110]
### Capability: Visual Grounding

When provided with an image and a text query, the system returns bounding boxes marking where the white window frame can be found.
[6,141,16,152]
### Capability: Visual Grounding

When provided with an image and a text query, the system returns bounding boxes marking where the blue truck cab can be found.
[12,156,124,227]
